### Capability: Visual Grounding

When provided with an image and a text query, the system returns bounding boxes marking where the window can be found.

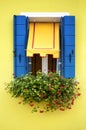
[26,22,59,74]
[14,15,75,78]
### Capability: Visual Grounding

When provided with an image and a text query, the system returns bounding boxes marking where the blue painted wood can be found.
[14,15,26,25]
[15,25,26,35]
[14,15,29,77]
[64,36,75,45]
[60,16,75,78]
[63,16,75,25]
[15,66,27,77]
[63,67,75,78]
[64,45,75,57]
[15,46,26,56]
[15,36,26,46]
[63,56,75,66]
[15,56,27,66]
[63,25,75,35]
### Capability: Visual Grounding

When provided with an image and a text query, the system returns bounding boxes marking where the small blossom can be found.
[71,98,74,105]
[54,100,59,105]
[60,107,65,111]
[77,93,81,96]
[41,93,46,98]
[49,74,53,77]
[30,102,34,107]
[60,85,64,89]
[71,101,74,105]
[18,101,21,104]
[39,110,44,113]
[46,103,51,107]
[74,94,77,98]
[77,87,80,90]
[56,91,61,96]
[74,80,80,85]
[48,87,52,91]
[67,105,71,109]
[48,84,52,87]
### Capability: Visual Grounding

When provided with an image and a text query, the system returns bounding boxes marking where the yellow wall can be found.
[0,0,86,130]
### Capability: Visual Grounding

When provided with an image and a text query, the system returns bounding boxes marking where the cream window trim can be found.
[20,12,69,22]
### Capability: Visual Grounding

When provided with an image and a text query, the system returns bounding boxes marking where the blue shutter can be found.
[60,16,75,78]
[14,15,29,77]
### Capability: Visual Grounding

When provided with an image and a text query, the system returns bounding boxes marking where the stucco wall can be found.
[0,0,86,130]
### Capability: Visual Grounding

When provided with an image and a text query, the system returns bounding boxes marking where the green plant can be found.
[6,71,80,113]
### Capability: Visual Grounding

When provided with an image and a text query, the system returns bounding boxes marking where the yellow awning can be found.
[26,22,60,58]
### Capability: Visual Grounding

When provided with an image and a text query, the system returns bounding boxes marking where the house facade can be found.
[0,0,86,130]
